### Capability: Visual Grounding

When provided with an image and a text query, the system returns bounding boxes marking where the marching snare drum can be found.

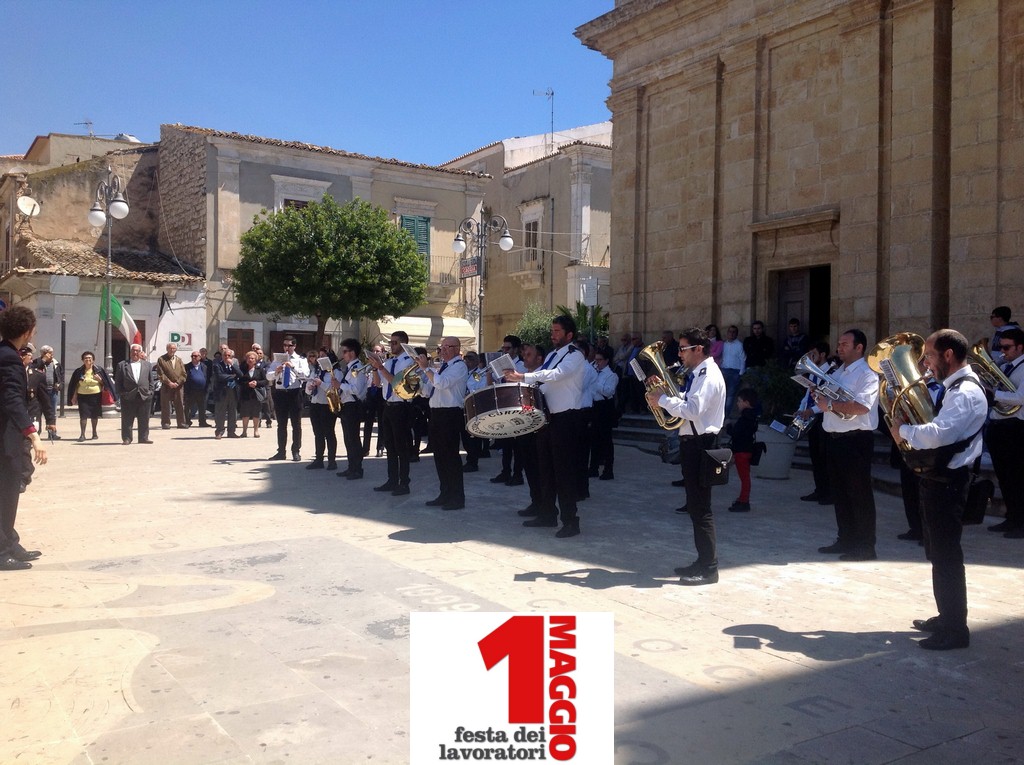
[464,383,547,438]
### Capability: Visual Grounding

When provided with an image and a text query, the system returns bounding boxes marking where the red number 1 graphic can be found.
[478,615,544,723]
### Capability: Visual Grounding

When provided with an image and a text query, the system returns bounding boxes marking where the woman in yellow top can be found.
[67,351,116,442]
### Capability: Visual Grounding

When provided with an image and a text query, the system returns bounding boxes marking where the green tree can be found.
[555,301,609,343]
[233,195,428,346]
[514,302,557,348]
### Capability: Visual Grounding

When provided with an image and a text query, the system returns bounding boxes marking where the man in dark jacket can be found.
[32,344,63,437]
[0,305,48,570]
[114,344,155,445]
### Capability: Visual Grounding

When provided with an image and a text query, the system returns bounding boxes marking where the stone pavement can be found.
[3,417,1022,764]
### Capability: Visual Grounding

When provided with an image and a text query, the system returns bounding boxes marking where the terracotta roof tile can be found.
[18,237,204,284]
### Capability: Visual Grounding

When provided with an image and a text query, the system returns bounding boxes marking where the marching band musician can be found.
[504,315,587,538]
[367,332,415,496]
[890,330,988,650]
[645,327,726,586]
[489,336,527,487]
[461,351,490,473]
[267,335,309,462]
[813,329,879,562]
[589,347,619,481]
[795,341,833,505]
[336,338,369,480]
[515,343,546,518]
[985,327,1024,538]
[305,348,339,471]
[419,336,469,510]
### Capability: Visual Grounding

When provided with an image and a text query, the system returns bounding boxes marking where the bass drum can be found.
[464,383,547,438]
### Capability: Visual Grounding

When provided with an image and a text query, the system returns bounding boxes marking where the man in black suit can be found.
[0,305,48,570]
[115,343,155,445]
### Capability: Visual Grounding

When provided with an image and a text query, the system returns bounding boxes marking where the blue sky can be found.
[2,0,615,166]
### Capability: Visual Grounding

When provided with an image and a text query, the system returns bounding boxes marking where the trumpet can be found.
[968,341,1020,416]
[792,353,858,420]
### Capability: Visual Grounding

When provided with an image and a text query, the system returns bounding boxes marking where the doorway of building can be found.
[775,265,831,346]
[268,330,318,356]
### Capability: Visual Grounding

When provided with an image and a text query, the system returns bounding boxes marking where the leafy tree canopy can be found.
[514,302,557,348]
[233,195,428,342]
[555,301,609,343]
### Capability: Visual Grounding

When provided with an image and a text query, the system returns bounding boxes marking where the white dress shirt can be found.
[384,354,414,403]
[306,366,334,405]
[821,357,879,433]
[580,360,598,408]
[466,368,489,394]
[991,357,1024,422]
[591,365,618,401]
[267,352,309,390]
[898,366,988,468]
[657,356,726,436]
[427,356,469,409]
[337,360,369,404]
[523,345,586,413]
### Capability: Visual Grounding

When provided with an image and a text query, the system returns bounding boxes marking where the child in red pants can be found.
[727,388,759,512]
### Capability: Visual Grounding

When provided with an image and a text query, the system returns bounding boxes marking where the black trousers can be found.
[499,438,523,478]
[272,388,302,456]
[589,399,615,472]
[381,401,413,486]
[680,433,718,569]
[430,407,465,503]
[309,402,337,461]
[518,431,541,508]
[0,453,22,555]
[120,394,151,442]
[340,400,364,472]
[806,417,830,496]
[184,387,208,426]
[536,410,584,526]
[919,468,969,631]
[362,391,384,454]
[825,430,876,551]
[461,428,486,467]
[986,419,1024,526]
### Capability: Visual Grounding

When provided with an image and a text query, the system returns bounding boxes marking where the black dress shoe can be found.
[374,482,398,492]
[425,497,446,507]
[337,468,352,477]
[674,562,702,577]
[490,472,511,483]
[392,485,411,496]
[517,506,540,517]
[555,523,580,538]
[588,469,600,478]
[817,540,850,554]
[507,475,524,486]
[77,436,86,443]
[523,517,558,528]
[292,452,301,462]
[800,492,820,502]
[988,520,1014,532]
[442,502,465,511]
[919,629,970,651]
[269,452,286,460]
[0,555,31,571]
[1005,527,1024,539]
[839,549,877,562]
[728,501,751,512]
[912,616,942,632]
[680,569,719,586]
[11,547,41,562]
[409,455,420,463]
[326,462,337,471]
[897,530,923,541]
[674,505,688,514]
[305,461,324,470]
[462,464,478,473]
[817,496,835,505]
[122,439,132,446]
[598,472,614,481]
[139,439,154,444]
[671,478,686,487]
[346,471,364,480]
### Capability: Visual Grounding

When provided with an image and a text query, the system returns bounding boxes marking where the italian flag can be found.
[99,286,142,345]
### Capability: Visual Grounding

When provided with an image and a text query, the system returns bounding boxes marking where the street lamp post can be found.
[87,167,130,373]
[453,214,513,351]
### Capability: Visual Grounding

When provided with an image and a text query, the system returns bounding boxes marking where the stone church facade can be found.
[578,0,1023,346]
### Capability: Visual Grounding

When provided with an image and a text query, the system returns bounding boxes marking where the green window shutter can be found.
[401,215,431,273]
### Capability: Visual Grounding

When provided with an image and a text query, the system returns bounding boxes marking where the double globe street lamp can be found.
[87,168,130,372]
[453,214,514,351]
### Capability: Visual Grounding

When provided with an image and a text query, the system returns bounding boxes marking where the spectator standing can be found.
[32,345,63,438]
[212,348,241,439]
[726,388,759,512]
[67,351,115,441]
[720,325,746,417]
[156,342,187,429]
[779,318,810,368]
[22,345,55,438]
[237,351,268,439]
[705,325,724,367]
[661,330,680,367]
[183,351,211,427]
[114,343,156,445]
[743,320,775,368]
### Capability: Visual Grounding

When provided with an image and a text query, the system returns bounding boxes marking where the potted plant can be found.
[739,361,805,479]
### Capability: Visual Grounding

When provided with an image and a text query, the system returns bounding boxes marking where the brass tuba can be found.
[867,333,935,452]
[629,340,687,430]
[393,363,428,400]
[968,342,1021,416]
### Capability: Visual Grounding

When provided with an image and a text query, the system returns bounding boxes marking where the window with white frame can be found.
[515,200,545,272]
[270,175,333,211]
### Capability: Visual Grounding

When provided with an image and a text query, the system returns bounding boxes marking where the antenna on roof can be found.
[74,119,95,137]
[533,88,554,155]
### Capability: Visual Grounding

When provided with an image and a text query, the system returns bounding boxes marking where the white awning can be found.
[367,315,476,351]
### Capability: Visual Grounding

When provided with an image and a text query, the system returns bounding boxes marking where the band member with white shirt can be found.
[814,329,880,562]
[984,327,1024,537]
[367,331,415,496]
[419,336,469,510]
[890,329,988,650]
[336,338,369,480]
[589,347,619,480]
[504,315,587,538]
[305,348,339,471]
[266,335,309,462]
[490,335,528,486]
[646,327,726,585]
